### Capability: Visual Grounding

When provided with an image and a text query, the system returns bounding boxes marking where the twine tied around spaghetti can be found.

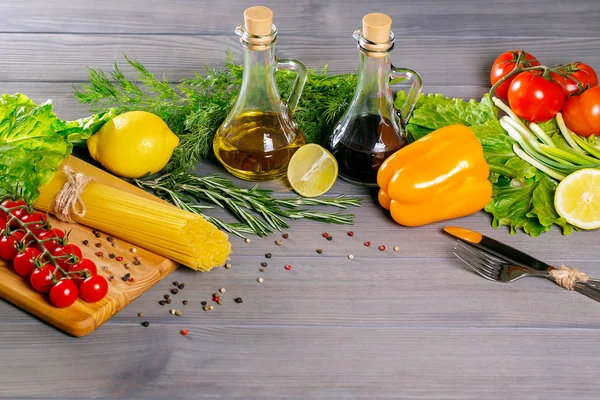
[53,167,94,223]
[549,265,590,290]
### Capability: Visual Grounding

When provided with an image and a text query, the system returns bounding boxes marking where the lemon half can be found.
[555,168,600,230]
[287,144,338,198]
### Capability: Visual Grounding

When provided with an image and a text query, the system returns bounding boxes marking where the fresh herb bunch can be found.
[74,53,362,237]
[74,52,357,172]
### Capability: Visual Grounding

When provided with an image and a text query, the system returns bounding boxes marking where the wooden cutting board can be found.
[0,156,179,337]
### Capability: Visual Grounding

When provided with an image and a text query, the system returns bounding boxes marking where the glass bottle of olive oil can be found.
[213,6,308,181]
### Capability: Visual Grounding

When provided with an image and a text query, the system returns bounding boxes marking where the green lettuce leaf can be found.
[400,92,572,236]
[0,93,111,202]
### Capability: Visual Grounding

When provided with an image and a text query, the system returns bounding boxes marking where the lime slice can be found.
[555,168,600,230]
[287,144,338,197]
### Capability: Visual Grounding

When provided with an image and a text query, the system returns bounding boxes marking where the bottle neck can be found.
[356,50,391,96]
[237,43,281,111]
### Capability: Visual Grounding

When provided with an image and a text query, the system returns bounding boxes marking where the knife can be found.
[443,226,600,303]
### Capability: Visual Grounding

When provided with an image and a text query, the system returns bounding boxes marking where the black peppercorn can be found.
[141,321,149,327]
[164,294,170,300]
[201,301,207,306]
[171,288,179,295]
[159,300,166,306]
[234,297,243,304]
[178,283,185,289]
[265,253,272,258]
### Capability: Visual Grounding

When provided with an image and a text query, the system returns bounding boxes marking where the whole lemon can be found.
[87,111,179,178]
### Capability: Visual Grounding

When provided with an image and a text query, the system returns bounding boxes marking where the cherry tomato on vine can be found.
[508,71,566,122]
[52,244,83,269]
[20,212,48,231]
[562,86,600,137]
[552,62,598,97]
[13,247,41,278]
[0,217,6,232]
[0,199,26,220]
[79,275,108,303]
[36,228,66,253]
[67,259,97,284]
[49,279,79,308]
[30,265,60,293]
[490,50,540,100]
[0,230,25,261]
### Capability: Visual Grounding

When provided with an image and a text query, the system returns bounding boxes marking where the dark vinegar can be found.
[329,114,406,186]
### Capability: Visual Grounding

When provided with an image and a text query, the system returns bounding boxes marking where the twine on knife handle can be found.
[549,265,590,290]
[52,167,94,223]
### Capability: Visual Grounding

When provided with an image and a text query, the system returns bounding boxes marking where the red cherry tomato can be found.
[552,62,598,97]
[51,244,83,269]
[490,50,540,100]
[0,199,26,220]
[49,279,79,308]
[36,228,66,253]
[13,247,41,278]
[562,86,600,137]
[30,265,59,293]
[508,71,567,122]
[67,258,97,284]
[0,230,25,261]
[20,212,48,231]
[0,217,6,233]
[79,275,108,303]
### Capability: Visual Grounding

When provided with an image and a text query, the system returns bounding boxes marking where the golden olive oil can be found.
[213,110,305,181]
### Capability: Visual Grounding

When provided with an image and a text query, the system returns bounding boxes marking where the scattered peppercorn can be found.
[209,305,214,310]
[282,233,289,239]
[108,275,114,282]
[131,248,137,253]
[165,298,171,304]
[175,310,183,316]
[257,277,264,283]
[322,232,329,238]
[261,262,268,267]
[141,321,149,327]
[183,300,188,305]
[171,288,179,295]
[393,246,400,252]
[347,231,354,236]
[124,264,130,270]
[316,249,323,254]
[259,268,264,272]
[164,294,170,300]
[82,240,89,246]
[95,251,103,257]
[107,236,114,243]
[201,301,207,306]
[181,329,188,336]
[173,281,179,286]
[217,300,223,305]
[101,265,108,271]
[234,297,243,304]
[245,238,251,243]
[225,263,232,269]
[138,312,143,317]
[219,288,226,293]
[379,245,386,251]
[178,283,185,290]
[159,300,166,306]
[133,259,141,266]
[364,241,371,247]
[111,242,117,247]
[275,240,283,246]
[203,306,209,311]
[348,254,354,260]
[109,253,116,259]
[285,264,291,270]
[95,242,102,248]
[134,256,141,261]
[326,236,333,241]
[121,273,131,281]
[170,309,176,315]
[94,232,101,238]
[116,256,123,262]
[265,253,272,259]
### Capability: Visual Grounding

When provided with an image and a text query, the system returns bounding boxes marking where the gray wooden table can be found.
[2,0,600,398]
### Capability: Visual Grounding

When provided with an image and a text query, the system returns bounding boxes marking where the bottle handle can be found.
[275,58,308,111]
[389,66,423,125]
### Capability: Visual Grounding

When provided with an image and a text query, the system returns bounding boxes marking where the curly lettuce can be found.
[0,93,112,202]
[399,92,573,237]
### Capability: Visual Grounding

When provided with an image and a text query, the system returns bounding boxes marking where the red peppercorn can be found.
[379,245,386,251]
[285,264,291,270]
[181,329,189,336]
[95,251,103,257]
[213,295,220,302]
[128,277,135,282]
[347,231,354,236]
[116,256,123,262]
[364,241,371,247]
[322,232,329,238]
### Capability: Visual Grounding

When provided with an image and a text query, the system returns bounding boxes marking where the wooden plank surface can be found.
[2,0,600,398]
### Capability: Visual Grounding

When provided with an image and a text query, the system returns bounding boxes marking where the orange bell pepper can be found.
[377,124,492,226]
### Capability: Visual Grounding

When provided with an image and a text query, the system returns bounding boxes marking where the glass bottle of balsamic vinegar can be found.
[327,13,423,186]
[213,6,308,181]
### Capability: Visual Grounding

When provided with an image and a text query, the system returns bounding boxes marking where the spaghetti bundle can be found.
[35,171,231,271]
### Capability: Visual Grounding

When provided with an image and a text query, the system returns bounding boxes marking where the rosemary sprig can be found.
[134,173,361,238]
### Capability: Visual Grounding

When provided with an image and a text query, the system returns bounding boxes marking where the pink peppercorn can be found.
[364,241,371,247]
[285,265,291,270]
[379,245,386,251]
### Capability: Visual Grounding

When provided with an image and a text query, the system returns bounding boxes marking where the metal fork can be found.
[453,240,600,302]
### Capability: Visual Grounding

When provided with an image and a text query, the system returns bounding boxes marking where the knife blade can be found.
[443,226,552,271]
[444,226,600,303]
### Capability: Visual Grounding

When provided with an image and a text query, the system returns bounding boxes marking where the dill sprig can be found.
[134,173,361,238]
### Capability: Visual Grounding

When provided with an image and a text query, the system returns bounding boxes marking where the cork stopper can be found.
[362,13,392,43]
[244,6,273,36]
